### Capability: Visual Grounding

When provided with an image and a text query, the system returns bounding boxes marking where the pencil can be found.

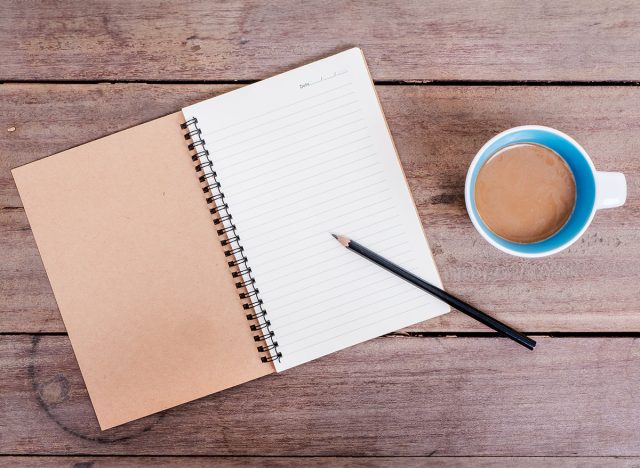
[332,234,536,350]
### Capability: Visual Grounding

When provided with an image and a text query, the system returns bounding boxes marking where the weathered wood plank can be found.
[2,456,639,467]
[1,1,640,82]
[1,84,638,333]
[1,336,639,455]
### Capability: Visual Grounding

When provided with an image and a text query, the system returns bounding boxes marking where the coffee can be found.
[474,143,576,243]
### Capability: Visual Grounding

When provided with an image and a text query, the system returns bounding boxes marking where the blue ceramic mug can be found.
[465,126,626,257]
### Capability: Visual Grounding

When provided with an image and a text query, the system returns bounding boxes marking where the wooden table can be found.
[1,1,639,466]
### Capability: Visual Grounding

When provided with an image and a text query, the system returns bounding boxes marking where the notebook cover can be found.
[12,111,274,430]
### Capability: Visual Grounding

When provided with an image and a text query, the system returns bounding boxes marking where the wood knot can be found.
[37,373,70,407]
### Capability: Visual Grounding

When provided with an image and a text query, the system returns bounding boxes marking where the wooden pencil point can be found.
[331,233,350,247]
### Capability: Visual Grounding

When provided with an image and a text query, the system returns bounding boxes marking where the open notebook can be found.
[13,48,448,429]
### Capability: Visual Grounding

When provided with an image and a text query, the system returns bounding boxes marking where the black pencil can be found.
[332,234,536,350]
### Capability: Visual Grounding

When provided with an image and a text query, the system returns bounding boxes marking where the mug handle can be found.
[595,171,627,209]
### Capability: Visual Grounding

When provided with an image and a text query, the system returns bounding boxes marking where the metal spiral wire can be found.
[181,117,282,364]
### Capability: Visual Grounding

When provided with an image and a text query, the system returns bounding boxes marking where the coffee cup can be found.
[465,125,626,257]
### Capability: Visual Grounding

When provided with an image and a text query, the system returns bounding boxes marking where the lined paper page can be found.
[183,48,449,371]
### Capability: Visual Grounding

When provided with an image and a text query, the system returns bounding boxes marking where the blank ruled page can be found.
[183,48,449,371]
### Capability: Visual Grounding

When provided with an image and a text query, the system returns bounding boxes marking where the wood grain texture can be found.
[1,84,638,333]
[2,457,640,467]
[2,0,640,82]
[1,335,640,456]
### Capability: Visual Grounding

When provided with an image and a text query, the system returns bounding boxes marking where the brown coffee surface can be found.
[474,143,576,243]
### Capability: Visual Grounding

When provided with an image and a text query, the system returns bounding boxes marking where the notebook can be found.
[12,48,449,430]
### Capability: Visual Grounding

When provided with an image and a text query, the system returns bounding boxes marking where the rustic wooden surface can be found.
[2,336,640,457]
[1,0,640,465]
[4,458,640,468]
[2,0,640,82]
[2,84,638,333]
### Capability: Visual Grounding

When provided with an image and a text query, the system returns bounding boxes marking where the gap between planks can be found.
[2,80,640,86]
[3,455,640,468]
[3,332,640,338]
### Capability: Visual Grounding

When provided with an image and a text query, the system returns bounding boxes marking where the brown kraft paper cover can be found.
[12,111,274,430]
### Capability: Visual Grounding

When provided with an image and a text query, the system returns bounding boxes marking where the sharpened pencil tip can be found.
[331,233,350,247]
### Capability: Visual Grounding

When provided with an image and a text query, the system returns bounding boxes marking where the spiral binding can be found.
[181,117,282,364]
